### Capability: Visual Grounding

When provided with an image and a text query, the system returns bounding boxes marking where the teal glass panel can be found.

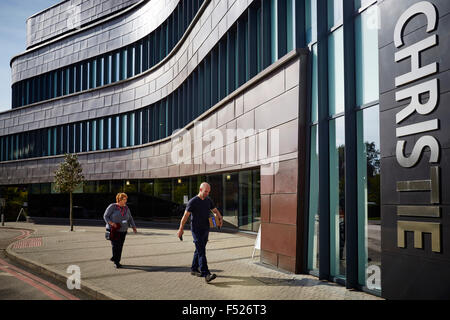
[270,0,278,63]
[53,127,57,156]
[311,44,318,123]
[115,116,120,148]
[121,114,127,147]
[129,113,135,146]
[287,0,294,52]
[65,69,70,95]
[108,117,112,149]
[91,120,97,151]
[328,27,345,116]
[98,119,104,150]
[357,106,381,290]
[256,6,262,72]
[90,60,97,89]
[327,0,343,29]
[355,7,379,106]
[308,125,319,271]
[329,116,345,278]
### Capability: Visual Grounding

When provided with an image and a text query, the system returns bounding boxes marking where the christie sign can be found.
[393,2,441,252]
[379,0,450,299]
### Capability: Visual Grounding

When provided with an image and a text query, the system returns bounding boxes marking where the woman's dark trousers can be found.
[111,231,127,264]
[191,229,210,277]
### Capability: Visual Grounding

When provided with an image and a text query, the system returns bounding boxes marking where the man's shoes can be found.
[114,263,122,268]
[205,273,217,283]
[191,270,202,277]
[110,257,114,262]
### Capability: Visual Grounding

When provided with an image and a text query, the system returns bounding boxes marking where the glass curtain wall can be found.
[306,0,319,273]
[328,1,345,279]
[306,0,381,292]
[23,169,260,231]
[355,0,381,293]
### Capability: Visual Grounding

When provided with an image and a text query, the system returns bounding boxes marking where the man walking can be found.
[177,182,223,283]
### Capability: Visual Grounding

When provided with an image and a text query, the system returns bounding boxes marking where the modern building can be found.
[0,0,448,299]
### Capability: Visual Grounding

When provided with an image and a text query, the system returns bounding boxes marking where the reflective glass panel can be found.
[357,106,381,291]
[329,116,345,277]
[308,125,319,271]
[355,6,379,106]
[328,27,345,116]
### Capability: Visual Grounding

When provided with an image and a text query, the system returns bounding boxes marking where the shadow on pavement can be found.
[120,265,223,274]
[207,275,339,288]
[134,232,172,237]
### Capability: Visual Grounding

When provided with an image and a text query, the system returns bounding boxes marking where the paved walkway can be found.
[1,222,382,300]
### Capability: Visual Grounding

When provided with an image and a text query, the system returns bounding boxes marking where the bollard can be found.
[1,213,4,226]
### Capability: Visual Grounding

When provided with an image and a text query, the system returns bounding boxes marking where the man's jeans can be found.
[191,229,210,277]
[111,231,127,264]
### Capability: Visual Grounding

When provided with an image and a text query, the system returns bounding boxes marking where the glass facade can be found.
[20,169,260,232]
[306,0,381,293]
[329,116,345,278]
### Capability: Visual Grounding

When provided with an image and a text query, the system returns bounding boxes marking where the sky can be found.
[0,0,59,113]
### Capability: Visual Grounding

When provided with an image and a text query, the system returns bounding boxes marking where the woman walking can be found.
[104,193,137,268]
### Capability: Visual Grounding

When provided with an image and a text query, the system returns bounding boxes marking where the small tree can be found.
[54,154,85,231]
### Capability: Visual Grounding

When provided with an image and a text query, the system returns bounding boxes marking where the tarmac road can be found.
[0,228,90,300]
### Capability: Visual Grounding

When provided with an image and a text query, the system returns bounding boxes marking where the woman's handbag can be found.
[106,223,121,241]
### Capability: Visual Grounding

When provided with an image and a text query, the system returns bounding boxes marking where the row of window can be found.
[1,0,304,162]
[25,169,261,231]
[11,0,206,108]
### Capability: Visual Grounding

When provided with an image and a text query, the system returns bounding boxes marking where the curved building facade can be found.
[2,0,450,299]
[2,0,308,277]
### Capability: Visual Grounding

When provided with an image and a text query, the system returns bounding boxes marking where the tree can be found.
[54,154,85,231]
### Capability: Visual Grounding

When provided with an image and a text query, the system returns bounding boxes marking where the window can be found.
[328,27,345,116]
[286,0,295,53]
[311,44,318,123]
[308,125,320,271]
[306,0,317,44]
[129,113,135,146]
[270,0,278,63]
[357,105,381,291]
[329,116,345,278]
[120,114,127,147]
[355,7,379,107]
[328,0,343,29]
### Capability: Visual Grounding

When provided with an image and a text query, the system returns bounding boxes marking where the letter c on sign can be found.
[394,1,438,48]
